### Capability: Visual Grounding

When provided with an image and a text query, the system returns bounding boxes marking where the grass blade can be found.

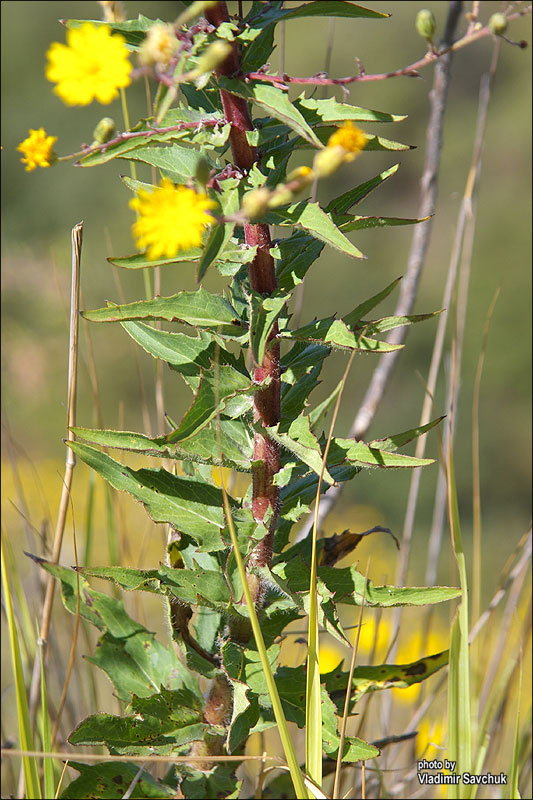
[1,532,42,799]
[39,644,55,799]
[445,441,472,799]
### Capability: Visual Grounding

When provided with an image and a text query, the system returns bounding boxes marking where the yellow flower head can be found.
[138,23,178,68]
[46,23,131,106]
[327,121,368,162]
[130,179,217,260]
[17,128,57,172]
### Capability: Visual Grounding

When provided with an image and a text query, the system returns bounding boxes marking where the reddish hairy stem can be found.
[205,2,280,566]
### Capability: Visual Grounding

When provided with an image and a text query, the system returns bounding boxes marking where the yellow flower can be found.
[130,179,217,259]
[46,23,131,106]
[17,128,57,172]
[327,121,368,161]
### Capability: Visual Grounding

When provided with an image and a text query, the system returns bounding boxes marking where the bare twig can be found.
[242,6,530,89]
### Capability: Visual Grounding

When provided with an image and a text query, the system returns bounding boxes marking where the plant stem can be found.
[206,1,280,571]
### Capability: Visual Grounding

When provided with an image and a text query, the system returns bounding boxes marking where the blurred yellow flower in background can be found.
[46,23,131,105]
[17,128,57,171]
[130,179,217,259]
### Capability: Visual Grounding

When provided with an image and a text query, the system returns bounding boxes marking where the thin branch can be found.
[242,7,530,90]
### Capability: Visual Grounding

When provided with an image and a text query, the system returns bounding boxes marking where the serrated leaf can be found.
[273,557,460,608]
[61,761,175,799]
[368,416,446,452]
[240,24,276,72]
[166,364,254,443]
[280,316,403,353]
[116,143,216,183]
[218,78,321,146]
[324,650,450,705]
[27,556,144,637]
[247,1,389,26]
[338,214,430,231]
[325,164,400,214]
[63,15,158,49]
[178,764,241,800]
[280,363,322,426]
[268,201,365,258]
[250,293,287,364]
[82,289,245,337]
[78,111,227,168]
[296,95,405,124]
[272,230,325,290]
[329,437,435,469]
[198,179,240,281]
[68,442,229,550]
[72,420,254,471]
[265,415,334,485]
[108,248,205,268]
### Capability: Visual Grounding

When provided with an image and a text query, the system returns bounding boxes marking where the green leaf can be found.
[272,556,460,608]
[61,761,175,799]
[27,556,144,637]
[78,110,227,168]
[368,416,446,452]
[265,415,335,485]
[324,650,450,705]
[240,25,276,72]
[280,316,404,353]
[341,276,402,324]
[338,214,430,232]
[178,764,241,800]
[72,419,254,471]
[121,322,214,372]
[166,364,254,443]
[272,230,325,290]
[250,293,287,364]
[280,363,322,426]
[296,95,405,124]
[247,1,389,26]
[68,698,208,754]
[325,164,400,214]
[197,179,241,281]
[329,437,436,469]
[108,249,204,269]
[217,78,321,146]
[267,201,365,258]
[68,442,229,550]
[117,143,216,183]
[82,289,245,337]
[63,15,158,49]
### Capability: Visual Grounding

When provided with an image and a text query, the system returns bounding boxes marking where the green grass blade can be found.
[305,528,322,791]
[446,444,472,799]
[1,533,42,799]
[219,478,308,800]
[509,661,523,799]
[39,644,55,798]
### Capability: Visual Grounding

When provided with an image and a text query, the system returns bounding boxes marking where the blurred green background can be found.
[1,0,531,595]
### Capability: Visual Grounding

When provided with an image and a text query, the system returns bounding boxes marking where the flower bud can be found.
[195,157,212,188]
[268,186,294,208]
[176,0,220,28]
[313,145,346,178]
[286,165,315,190]
[138,23,178,68]
[189,40,232,79]
[92,117,116,145]
[242,187,271,220]
[489,13,507,36]
[416,9,436,42]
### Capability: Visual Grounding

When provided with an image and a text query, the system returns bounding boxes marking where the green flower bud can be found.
[189,40,232,79]
[416,9,436,42]
[242,187,271,220]
[489,13,508,36]
[313,145,346,179]
[92,117,115,145]
[195,157,211,188]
